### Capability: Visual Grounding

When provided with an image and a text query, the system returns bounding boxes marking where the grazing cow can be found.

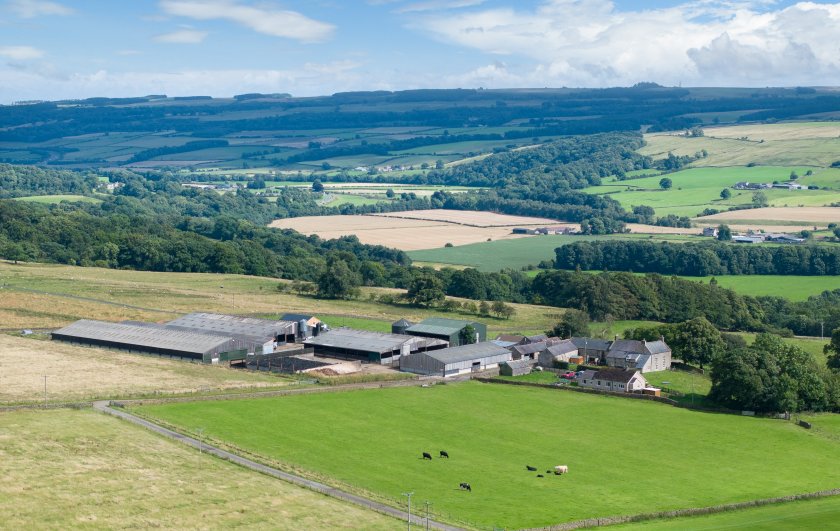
[459,482,471,492]
[526,465,537,472]
[546,470,552,474]
[554,465,569,475]
[537,474,544,478]
[440,450,449,458]
[422,452,432,460]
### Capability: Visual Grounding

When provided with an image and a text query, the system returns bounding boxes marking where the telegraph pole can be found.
[424,500,431,531]
[43,375,47,408]
[402,491,413,530]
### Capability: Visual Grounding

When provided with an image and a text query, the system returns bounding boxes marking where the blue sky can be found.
[1,0,838,102]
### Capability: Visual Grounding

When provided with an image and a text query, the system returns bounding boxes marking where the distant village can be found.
[52,312,671,396]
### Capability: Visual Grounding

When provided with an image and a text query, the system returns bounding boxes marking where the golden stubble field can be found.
[697,206,840,225]
[0,409,397,529]
[0,334,283,403]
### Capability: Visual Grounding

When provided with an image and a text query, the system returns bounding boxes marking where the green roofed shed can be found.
[404,317,487,347]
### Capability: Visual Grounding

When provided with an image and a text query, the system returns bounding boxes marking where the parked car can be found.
[561,371,576,379]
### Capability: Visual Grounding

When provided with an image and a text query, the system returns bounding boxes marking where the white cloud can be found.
[0,45,44,60]
[159,0,334,43]
[397,0,485,13]
[7,0,72,18]
[154,29,208,44]
[410,0,840,86]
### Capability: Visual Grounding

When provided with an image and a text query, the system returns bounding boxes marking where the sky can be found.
[1,0,840,102]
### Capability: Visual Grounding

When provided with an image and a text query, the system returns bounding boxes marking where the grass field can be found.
[408,234,695,271]
[0,333,284,404]
[613,495,840,530]
[0,409,397,529]
[135,382,840,529]
[641,122,840,167]
[13,194,103,204]
[0,261,561,338]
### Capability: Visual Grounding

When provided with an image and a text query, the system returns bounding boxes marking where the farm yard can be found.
[135,382,840,529]
[0,409,397,529]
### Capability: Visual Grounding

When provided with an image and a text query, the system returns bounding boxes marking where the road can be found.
[93,400,464,531]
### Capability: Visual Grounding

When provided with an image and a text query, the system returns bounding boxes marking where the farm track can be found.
[93,400,464,531]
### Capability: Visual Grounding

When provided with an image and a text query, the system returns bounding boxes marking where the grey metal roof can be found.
[392,318,414,327]
[512,342,549,356]
[425,342,511,364]
[571,337,612,351]
[525,334,549,343]
[495,334,525,344]
[608,339,670,357]
[645,340,670,355]
[501,359,532,369]
[52,319,235,355]
[304,328,414,354]
[546,340,579,356]
[405,317,476,336]
[166,312,295,339]
[492,339,519,348]
[592,370,641,383]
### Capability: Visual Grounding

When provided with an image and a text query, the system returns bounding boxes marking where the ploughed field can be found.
[134,381,840,529]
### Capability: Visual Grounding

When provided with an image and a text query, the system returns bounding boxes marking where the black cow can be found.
[526,465,537,471]
[537,474,544,478]
[440,451,449,458]
[422,452,432,460]
[546,470,552,474]
[459,482,471,492]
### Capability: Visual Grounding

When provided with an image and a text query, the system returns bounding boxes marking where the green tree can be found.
[460,324,477,345]
[406,274,445,307]
[478,301,491,316]
[491,300,515,320]
[717,224,732,241]
[825,328,840,371]
[551,309,591,338]
[312,179,324,192]
[672,317,725,368]
[659,177,673,190]
[316,257,361,299]
[435,159,445,170]
[720,188,731,199]
[385,188,395,198]
[752,191,769,207]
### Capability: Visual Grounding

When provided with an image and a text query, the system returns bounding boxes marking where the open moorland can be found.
[0,409,397,529]
[135,382,840,529]
[0,334,283,404]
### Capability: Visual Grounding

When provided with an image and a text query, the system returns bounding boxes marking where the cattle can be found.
[537,474,544,478]
[526,465,537,472]
[440,451,449,458]
[554,465,569,475]
[546,470,552,474]
[422,452,432,460]
[459,482,471,492]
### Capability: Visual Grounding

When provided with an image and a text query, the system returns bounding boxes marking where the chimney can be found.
[660,335,665,342]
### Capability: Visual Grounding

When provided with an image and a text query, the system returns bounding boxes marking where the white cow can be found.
[554,465,569,475]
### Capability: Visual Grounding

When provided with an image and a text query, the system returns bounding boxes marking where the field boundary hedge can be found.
[523,488,840,530]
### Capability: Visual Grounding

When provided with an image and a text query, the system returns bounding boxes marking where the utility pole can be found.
[402,491,413,530]
[197,428,204,456]
[424,500,431,531]
[43,375,48,408]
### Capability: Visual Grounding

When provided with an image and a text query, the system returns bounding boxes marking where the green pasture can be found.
[13,194,102,204]
[408,234,695,271]
[614,495,840,530]
[586,166,840,217]
[320,315,392,332]
[136,382,840,529]
[321,193,387,207]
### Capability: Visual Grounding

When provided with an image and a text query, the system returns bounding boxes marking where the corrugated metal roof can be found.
[546,340,578,356]
[502,359,532,369]
[52,319,235,355]
[166,312,294,339]
[571,337,612,351]
[304,328,414,354]
[425,342,511,364]
[405,318,476,336]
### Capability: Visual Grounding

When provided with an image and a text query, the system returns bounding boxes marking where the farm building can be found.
[499,359,532,377]
[571,337,613,365]
[538,339,580,368]
[391,318,414,335]
[765,233,806,244]
[400,341,512,377]
[51,319,247,363]
[404,317,487,346]
[280,313,325,339]
[494,334,526,346]
[578,369,648,393]
[606,339,672,373]
[304,328,446,364]
[509,338,561,361]
[164,312,297,354]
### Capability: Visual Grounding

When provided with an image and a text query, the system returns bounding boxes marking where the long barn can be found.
[304,328,446,364]
[400,342,512,377]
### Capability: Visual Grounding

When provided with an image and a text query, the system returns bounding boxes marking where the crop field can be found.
[697,206,840,225]
[408,234,695,271]
[585,166,840,218]
[269,214,534,250]
[0,261,561,338]
[0,409,396,529]
[614,495,840,530]
[0,334,283,404]
[372,209,565,227]
[640,122,840,167]
[135,382,840,529]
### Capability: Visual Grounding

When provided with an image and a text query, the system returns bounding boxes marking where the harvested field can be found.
[697,207,840,225]
[270,214,539,250]
[0,334,283,404]
[626,223,700,235]
[372,209,563,227]
[0,410,396,529]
